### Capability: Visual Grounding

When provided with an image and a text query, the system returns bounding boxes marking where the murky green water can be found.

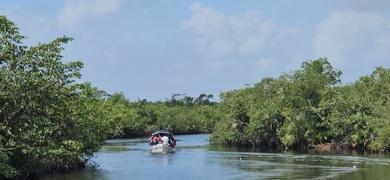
[41,134,390,180]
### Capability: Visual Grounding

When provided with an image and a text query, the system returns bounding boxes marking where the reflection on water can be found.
[207,151,358,179]
[150,153,174,165]
[41,134,390,180]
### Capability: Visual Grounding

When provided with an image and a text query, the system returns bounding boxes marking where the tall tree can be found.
[277,58,342,147]
[0,16,107,178]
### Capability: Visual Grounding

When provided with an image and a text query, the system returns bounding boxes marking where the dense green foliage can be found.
[0,16,111,178]
[210,58,390,153]
[126,93,218,136]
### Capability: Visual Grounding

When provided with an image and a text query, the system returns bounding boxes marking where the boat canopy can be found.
[152,130,173,136]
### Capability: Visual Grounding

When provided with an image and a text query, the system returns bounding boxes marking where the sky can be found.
[1,0,390,101]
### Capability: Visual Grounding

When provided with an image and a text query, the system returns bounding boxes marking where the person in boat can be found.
[148,135,153,145]
[157,134,163,143]
[154,135,160,145]
[168,134,176,148]
[161,135,169,145]
[149,135,159,145]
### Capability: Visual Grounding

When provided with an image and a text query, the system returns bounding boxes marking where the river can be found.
[41,134,390,180]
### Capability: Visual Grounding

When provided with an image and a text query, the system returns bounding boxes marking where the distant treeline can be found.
[106,93,219,138]
[2,15,390,179]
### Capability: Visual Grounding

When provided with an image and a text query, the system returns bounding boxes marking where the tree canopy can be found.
[0,15,126,178]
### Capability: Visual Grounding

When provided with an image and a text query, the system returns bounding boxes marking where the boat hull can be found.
[150,143,174,153]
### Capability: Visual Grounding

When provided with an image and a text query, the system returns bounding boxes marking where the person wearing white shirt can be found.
[161,136,169,144]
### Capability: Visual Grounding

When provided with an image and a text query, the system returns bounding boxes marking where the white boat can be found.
[150,143,174,153]
[149,130,176,153]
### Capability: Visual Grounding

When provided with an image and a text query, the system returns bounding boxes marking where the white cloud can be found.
[58,0,124,29]
[182,2,298,60]
[314,10,388,66]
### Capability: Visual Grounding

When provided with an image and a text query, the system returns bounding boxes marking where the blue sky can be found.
[1,0,390,101]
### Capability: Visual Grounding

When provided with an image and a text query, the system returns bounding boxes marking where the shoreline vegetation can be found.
[1,16,390,179]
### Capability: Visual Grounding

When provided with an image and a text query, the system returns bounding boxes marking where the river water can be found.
[41,134,390,180]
